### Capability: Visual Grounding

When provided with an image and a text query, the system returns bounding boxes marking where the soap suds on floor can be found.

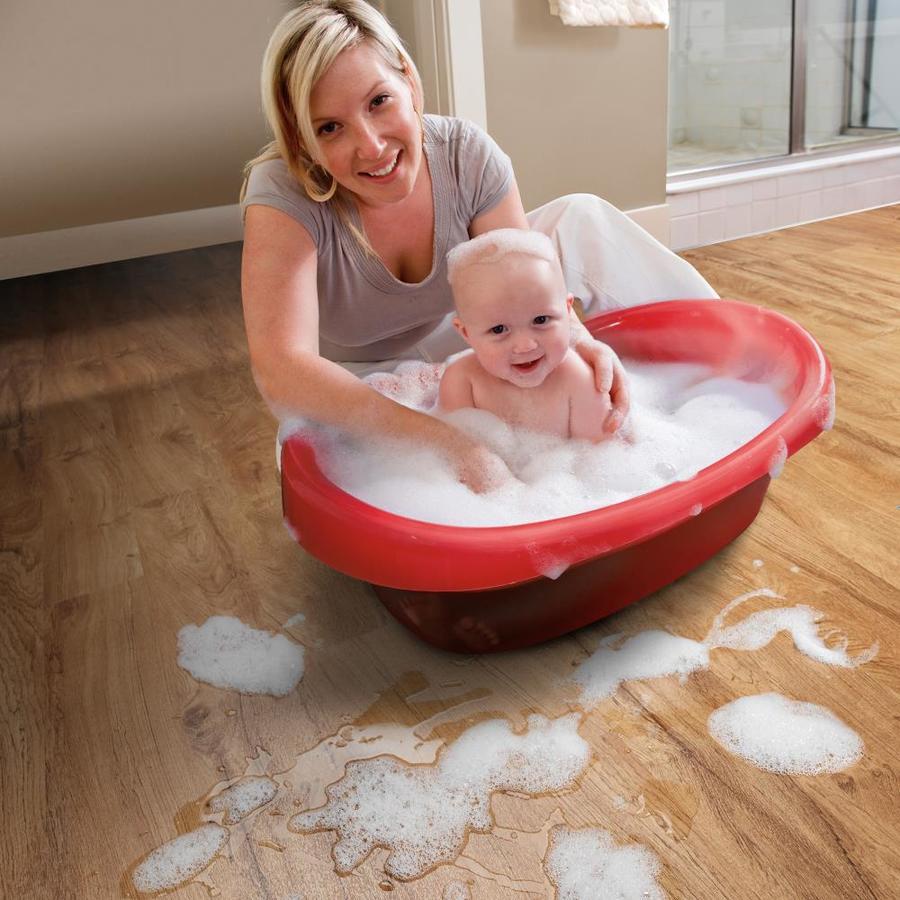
[442,879,472,899]
[289,714,590,880]
[148,578,874,896]
[704,590,879,668]
[177,615,305,697]
[544,824,665,900]
[207,776,278,824]
[572,589,878,705]
[572,630,710,707]
[132,824,228,894]
[708,693,863,774]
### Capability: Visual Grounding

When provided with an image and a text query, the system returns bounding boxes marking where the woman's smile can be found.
[360,149,402,180]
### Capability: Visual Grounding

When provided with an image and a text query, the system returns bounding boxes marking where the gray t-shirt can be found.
[241,115,513,363]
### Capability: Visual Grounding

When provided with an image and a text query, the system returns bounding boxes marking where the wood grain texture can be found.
[1,210,898,899]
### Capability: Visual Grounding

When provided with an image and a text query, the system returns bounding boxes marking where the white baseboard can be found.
[625,202,670,246]
[0,204,243,281]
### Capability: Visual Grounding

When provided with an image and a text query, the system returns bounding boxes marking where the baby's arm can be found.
[566,355,614,442]
[438,356,477,412]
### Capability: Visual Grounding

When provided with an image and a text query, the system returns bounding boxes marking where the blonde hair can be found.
[241,0,424,249]
[446,229,559,287]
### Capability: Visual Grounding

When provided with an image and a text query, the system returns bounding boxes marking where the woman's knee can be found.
[555,193,619,214]
[529,193,623,234]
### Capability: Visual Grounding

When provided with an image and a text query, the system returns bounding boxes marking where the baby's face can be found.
[453,254,572,388]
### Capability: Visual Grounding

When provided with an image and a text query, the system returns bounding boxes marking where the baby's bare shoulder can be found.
[555,350,596,392]
[444,349,478,374]
[439,351,478,410]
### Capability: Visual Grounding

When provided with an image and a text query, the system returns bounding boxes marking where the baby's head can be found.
[446,229,573,387]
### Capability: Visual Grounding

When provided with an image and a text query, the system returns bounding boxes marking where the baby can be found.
[439,229,613,441]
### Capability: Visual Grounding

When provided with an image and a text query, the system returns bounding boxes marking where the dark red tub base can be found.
[372,475,771,654]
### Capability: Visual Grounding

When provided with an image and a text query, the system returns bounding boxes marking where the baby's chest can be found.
[477,383,570,437]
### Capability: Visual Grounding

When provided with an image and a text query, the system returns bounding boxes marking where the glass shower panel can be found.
[668,0,793,173]
[806,0,900,148]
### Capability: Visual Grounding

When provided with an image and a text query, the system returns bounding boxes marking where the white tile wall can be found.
[751,198,776,233]
[668,0,792,162]
[698,209,726,243]
[667,148,900,250]
[669,213,700,250]
[751,179,777,200]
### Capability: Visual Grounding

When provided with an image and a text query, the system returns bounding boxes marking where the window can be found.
[668,0,900,174]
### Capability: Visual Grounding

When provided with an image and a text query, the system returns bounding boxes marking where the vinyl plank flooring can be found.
[1,214,898,899]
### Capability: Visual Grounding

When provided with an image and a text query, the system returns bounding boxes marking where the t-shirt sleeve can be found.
[240,159,322,246]
[457,120,514,220]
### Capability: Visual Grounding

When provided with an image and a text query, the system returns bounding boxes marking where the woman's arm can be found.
[569,313,630,433]
[241,205,507,490]
[566,353,614,443]
[468,178,529,236]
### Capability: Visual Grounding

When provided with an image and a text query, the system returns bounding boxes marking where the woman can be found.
[240,0,714,490]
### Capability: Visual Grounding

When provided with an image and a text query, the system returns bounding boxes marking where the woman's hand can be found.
[447,438,513,494]
[572,327,630,435]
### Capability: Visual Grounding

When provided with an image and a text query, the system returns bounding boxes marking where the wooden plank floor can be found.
[1,207,898,899]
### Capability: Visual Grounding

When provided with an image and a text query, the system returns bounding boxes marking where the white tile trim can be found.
[666,144,900,196]
[0,205,242,281]
[668,143,900,194]
[667,146,900,251]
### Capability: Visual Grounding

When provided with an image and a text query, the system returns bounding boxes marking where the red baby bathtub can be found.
[281,300,833,653]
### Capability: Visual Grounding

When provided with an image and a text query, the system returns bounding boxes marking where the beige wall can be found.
[0,0,286,238]
[479,2,668,212]
[1,0,668,242]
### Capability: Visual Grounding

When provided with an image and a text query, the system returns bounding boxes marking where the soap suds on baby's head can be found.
[446,228,557,282]
[307,360,787,527]
[177,616,305,697]
[708,693,863,774]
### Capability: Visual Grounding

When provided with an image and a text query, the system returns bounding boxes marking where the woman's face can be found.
[308,42,423,209]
